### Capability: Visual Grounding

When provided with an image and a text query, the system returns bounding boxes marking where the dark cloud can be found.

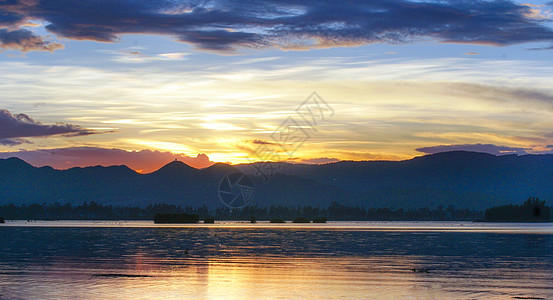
[416,144,529,156]
[0,9,25,27]
[0,28,63,52]
[0,147,213,172]
[2,0,553,52]
[0,109,97,142]
[179,30,265,51]
[528,45,553,50]
[0,138,31,146]
[252,139,276,145]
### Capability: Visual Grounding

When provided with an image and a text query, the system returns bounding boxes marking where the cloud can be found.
[252,139,276,145]
[298,157,340,164]
[110,50,189,63]
[0,5,26,28]
[0,138,31,146]
[2,0,553,52]
[0,28,63,52]
[0,109,97,144]
[434,82,553,111]
[528,44,553,50]
[416,144,529,156]
[0,147,213,172]
[178,29,265,52]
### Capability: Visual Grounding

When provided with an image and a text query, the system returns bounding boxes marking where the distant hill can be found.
[237,151,553,209]
[1,151,552,210]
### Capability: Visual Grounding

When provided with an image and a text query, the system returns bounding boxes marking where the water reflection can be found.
[0,223,552,299]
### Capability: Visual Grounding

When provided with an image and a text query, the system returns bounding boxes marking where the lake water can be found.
[1,221,552,299]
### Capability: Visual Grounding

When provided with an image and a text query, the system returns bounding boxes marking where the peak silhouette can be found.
[151,160,196,174]
[203,162,238,173]
[0,157,33,169]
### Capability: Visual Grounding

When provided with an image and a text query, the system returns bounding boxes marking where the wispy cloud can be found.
[437,82,553,110]
[1,0,553,52]
[110,50,190,63]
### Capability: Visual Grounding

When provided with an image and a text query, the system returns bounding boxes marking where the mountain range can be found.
[0,151,551,210]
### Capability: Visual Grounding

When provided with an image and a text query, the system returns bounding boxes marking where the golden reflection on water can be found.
[12,255,543,300]
[74,256,455,300]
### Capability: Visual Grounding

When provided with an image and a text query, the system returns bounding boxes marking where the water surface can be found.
[1,221,552,299]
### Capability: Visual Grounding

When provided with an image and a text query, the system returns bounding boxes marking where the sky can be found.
[1,0,553,172]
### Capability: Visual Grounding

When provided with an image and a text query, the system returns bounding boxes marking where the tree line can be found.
[484,197,551,222]
[0,201,482,221]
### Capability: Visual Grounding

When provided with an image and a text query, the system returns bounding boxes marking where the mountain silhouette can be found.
[0,151,551,209]
[237,151,553,209]
[151,160,197,176]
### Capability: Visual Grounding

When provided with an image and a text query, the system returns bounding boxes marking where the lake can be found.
[1,221,552,299]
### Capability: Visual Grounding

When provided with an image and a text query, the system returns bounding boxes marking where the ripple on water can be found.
[0,222,552,299]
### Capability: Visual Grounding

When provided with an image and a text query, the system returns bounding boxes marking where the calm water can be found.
[1,221,552,300]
